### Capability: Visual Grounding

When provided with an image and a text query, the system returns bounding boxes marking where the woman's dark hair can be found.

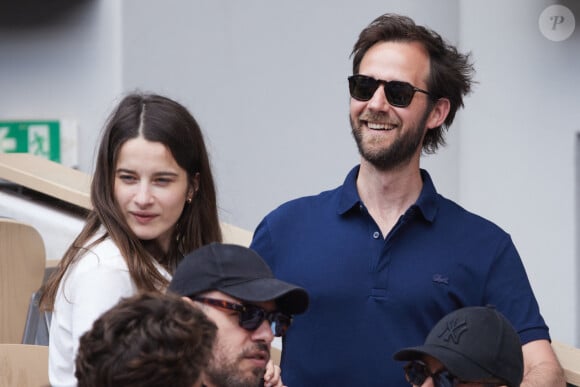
[41,93,222,310]
[351,14,475,153]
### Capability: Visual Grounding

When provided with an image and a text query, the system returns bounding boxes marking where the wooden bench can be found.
[553,340,580,386]
[0,344,49,387]
[0,219,45,344]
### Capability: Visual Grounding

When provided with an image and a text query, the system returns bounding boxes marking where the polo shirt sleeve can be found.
[250,217,275,267]
[484,234,550,345]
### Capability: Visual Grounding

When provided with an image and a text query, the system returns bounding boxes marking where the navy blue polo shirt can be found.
[251,166,549,387]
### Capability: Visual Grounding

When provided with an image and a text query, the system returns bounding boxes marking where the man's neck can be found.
[356,159,423,237]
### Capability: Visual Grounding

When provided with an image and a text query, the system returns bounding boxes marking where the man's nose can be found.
[366,84,392,111]
[251,319,275,344]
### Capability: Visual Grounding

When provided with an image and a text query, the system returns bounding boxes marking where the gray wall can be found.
[0,0,578,345]
[0,0,122,164]
[120,0,461,229]
[458,0,580,346]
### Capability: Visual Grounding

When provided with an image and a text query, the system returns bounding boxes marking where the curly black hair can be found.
[75,292,216,387]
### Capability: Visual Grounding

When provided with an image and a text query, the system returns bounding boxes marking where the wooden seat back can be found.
[0,343,49,387]
[0,219,45,343]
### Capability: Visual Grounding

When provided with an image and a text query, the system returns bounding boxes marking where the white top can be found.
[48,235,171,387]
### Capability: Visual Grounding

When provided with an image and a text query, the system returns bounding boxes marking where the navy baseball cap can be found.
[168,243,309,315]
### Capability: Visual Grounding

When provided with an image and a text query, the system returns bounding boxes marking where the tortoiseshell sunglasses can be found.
[191,296,292,337]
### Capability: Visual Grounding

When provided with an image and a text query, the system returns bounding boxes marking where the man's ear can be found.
[426,98,451,130]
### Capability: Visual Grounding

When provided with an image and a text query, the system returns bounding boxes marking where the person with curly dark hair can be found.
[251,13,564,386]
[75,292,216,387]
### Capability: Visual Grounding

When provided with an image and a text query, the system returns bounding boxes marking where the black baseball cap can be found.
[168,243,309,315]
[393,306,524,387]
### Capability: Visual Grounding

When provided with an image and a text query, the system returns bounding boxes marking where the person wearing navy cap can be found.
[168,243,309,387]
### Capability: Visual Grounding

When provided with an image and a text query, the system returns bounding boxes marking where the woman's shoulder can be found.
[73,236,128,272]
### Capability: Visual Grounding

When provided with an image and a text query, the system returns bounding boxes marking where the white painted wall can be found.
[0,0,122,170]
[119,0,461,229]
[458,0,580,345]
[0,0,577,345]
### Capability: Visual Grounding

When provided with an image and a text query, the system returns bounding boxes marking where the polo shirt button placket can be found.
[372,231,380,239]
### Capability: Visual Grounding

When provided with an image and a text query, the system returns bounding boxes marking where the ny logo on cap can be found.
[438,318,468,344]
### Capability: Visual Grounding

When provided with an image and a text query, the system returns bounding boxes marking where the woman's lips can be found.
[131,212,157,224]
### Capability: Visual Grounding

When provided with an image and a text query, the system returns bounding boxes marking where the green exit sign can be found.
[0,120,77,165]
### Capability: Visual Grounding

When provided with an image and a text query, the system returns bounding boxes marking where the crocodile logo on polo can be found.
[432,274,449,285]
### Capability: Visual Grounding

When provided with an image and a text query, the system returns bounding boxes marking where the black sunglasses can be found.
[348,74,434,107]
[191,296,292,337]
[404,360,503,387]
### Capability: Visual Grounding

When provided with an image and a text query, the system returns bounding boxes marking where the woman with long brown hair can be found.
[40,93,222,386]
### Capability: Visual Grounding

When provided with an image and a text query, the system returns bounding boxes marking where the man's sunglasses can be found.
[404,360,503,387]
[191,296,292,337]
[348,74,434,108]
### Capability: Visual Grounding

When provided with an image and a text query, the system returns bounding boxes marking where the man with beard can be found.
[168,243,309,387]
[250,13,564,387]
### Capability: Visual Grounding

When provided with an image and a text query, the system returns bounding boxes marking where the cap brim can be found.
[393,345,496,382]
[218,277,309,315]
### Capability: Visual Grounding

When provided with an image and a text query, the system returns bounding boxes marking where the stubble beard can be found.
[204,344,267,387]
[350,108,431,172]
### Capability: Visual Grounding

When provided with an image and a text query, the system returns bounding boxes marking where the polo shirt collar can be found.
[415,169,438,223]
[337,165,363,215]
[337,165,439,223]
